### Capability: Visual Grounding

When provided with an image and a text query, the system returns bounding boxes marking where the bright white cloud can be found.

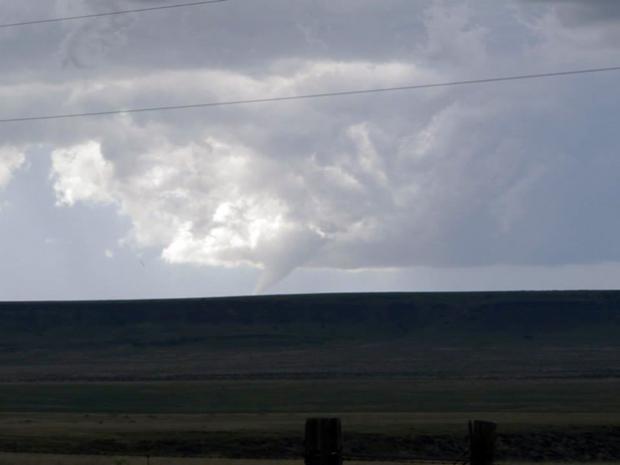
[51,141,115,206]
[0,147,25,190]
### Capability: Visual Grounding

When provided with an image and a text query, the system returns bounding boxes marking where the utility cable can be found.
[0,0,228,29]
[1,65,619,124]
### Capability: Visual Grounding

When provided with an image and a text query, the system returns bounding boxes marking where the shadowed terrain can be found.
[1,291,620,382]
[1,291,620,461]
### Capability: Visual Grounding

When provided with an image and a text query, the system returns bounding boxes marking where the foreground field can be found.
[0,456,304,465]
[2,378,620,413]
[0,457,619,465]
[2,377,620,461]
[1,411,619,462]
[0,456,299,465]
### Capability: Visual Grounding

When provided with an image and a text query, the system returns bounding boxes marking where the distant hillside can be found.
[1,291,620,381]
[2,291,620,348]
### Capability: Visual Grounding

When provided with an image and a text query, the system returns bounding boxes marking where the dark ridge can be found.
[1,291,619,382]
[2,290,620,341]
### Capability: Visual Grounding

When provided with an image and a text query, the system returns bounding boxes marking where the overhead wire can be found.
[0,0,228,29]
[1,65,619,124]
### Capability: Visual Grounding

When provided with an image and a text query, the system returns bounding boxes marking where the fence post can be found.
[304,418,343,465]
[469,420,497,465]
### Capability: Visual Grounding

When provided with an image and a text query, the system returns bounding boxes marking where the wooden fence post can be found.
[469,420,497,465]
[304,418,343,465]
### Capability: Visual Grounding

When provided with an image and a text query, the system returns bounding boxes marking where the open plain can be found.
[1,292,620,462]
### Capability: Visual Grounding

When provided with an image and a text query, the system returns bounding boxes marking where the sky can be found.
[1,0,620,300]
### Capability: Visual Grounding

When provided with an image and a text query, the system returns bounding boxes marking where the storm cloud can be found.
[1,0,620,296]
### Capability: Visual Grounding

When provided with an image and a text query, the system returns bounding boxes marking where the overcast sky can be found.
[1,0,619,300]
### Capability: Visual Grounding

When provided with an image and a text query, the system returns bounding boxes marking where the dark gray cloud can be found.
[529,1,620,26]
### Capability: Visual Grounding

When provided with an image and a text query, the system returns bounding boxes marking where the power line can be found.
[1,65,619,124]
[0,0,228,29]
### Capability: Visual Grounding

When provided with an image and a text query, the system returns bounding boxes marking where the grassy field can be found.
[1,410,619,461]
[1,378,620,460]
[2,410,620,436]
[2,378,620,414]
[1,292,619,462]
[0,457,456,465]
[1,457,616,465]
[0,455,292,465]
